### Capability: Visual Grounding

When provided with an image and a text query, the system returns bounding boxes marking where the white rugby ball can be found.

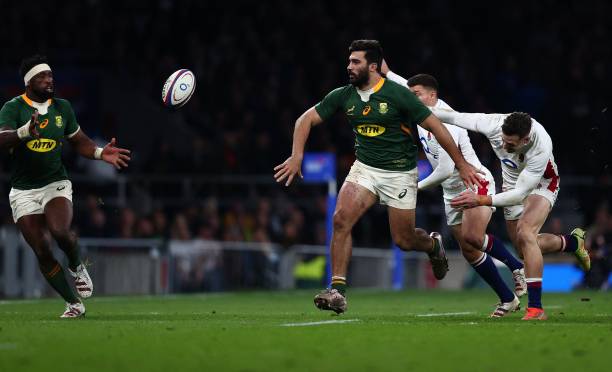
[162,69,196,108]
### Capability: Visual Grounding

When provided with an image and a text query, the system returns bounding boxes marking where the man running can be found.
[384,67,525,317]
[274,40,481,314]
[430,106,590,320]
[0,55,131,318]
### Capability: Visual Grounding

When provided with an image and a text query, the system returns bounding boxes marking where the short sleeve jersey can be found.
[315,78,430,171]
[0,95,80,190]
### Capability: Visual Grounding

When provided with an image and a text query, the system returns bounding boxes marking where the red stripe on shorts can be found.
[543,160,559,192]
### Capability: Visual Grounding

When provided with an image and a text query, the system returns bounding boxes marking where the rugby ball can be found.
[162,69,196,108]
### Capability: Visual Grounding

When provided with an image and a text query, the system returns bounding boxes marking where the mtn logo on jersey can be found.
[356,124,385,137]
[26,139,57,152]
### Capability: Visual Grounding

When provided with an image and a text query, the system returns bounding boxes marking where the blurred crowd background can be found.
[0,0,610,288]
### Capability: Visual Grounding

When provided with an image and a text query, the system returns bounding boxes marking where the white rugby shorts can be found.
[503,174,560,221]
[9,180,73,222]
[443,168,496,226]
[344,160,418,209]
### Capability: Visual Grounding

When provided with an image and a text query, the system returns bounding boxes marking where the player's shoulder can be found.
[323,84,353,100]
[2,96,25,108]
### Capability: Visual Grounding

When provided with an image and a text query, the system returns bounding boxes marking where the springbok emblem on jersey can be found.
[378,102,388,114]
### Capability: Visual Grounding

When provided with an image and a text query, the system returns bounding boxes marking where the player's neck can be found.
[25,89,47,104]
[357,74,382,91]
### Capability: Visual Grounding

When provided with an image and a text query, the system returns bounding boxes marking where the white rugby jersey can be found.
[431,108,558,207]
[417,99,485,191]
[384,71,486,191]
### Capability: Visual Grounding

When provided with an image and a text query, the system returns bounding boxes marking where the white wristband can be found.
[16,120,32,140]
[94,147,104,160]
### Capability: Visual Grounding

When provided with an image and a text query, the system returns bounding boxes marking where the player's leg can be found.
[388,207,448,280]
[44,196,93,298]
[458,207,519,316]
[314,181,377,313]
[507,201,589,270]
[17,215,82,311]
[536,231,590,271]
[505,216,522,259]
[330,181,377,290]
[516,195,551,320]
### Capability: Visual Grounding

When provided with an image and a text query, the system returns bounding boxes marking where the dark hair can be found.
[502,112,532,138]
[407,73,439,91]
[19,55,48,79]
[348,40,383,72]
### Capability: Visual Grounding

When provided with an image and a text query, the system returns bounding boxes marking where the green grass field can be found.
[1,290,611,372]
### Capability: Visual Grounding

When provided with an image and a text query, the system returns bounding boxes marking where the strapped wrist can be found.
[17,120,32,140]
[94,147,104,160]
[477,195,491,206]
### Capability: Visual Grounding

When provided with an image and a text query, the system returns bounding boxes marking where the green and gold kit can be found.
[0,95,80,190]
[315,78,431,171]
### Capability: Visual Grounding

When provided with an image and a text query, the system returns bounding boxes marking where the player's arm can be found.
[430,107,505,139]
[452,147,551,208]
[275,86,344,186]
[383,65,482,188]
[67,130,131,169]
[0,108,41,149]
[274,106,324,186]
[418,139,456,190]
[419,114,483,189]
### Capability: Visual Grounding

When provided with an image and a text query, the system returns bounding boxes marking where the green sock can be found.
[331,276,347,296]
[65,249,81,271]
[42,263,79,303]
[59,235,81,271]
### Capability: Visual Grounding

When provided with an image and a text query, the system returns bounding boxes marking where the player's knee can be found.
[332,210,352,233]
[463,232,484,250]
[516,223,536,246]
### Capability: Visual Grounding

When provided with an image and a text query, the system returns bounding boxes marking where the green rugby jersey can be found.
[315,78,431,171]
[0,94,80,190]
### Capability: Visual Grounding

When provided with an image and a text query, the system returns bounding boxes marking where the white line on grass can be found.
[416,311,475,317]
[280,319,360,327]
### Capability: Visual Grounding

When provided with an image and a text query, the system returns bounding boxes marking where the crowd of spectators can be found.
[0,1,610,256]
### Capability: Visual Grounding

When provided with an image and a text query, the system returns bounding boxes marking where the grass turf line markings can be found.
[416,311,475,317]
[280,319,360,327]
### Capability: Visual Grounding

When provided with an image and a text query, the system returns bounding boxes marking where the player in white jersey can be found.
[383,66,525,317]
[430,107,590,320]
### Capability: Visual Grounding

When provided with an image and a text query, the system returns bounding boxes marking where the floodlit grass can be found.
[1,290,610,371]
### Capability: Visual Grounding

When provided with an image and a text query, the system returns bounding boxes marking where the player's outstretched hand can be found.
[450,190,479,209]
[29,110,40,139]
[274,155,303,187]
[457,162,484,190]
[102,138,131,170]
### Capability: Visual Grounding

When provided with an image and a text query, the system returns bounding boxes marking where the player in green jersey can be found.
[274,40,482,314]
[0,55,131,318]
